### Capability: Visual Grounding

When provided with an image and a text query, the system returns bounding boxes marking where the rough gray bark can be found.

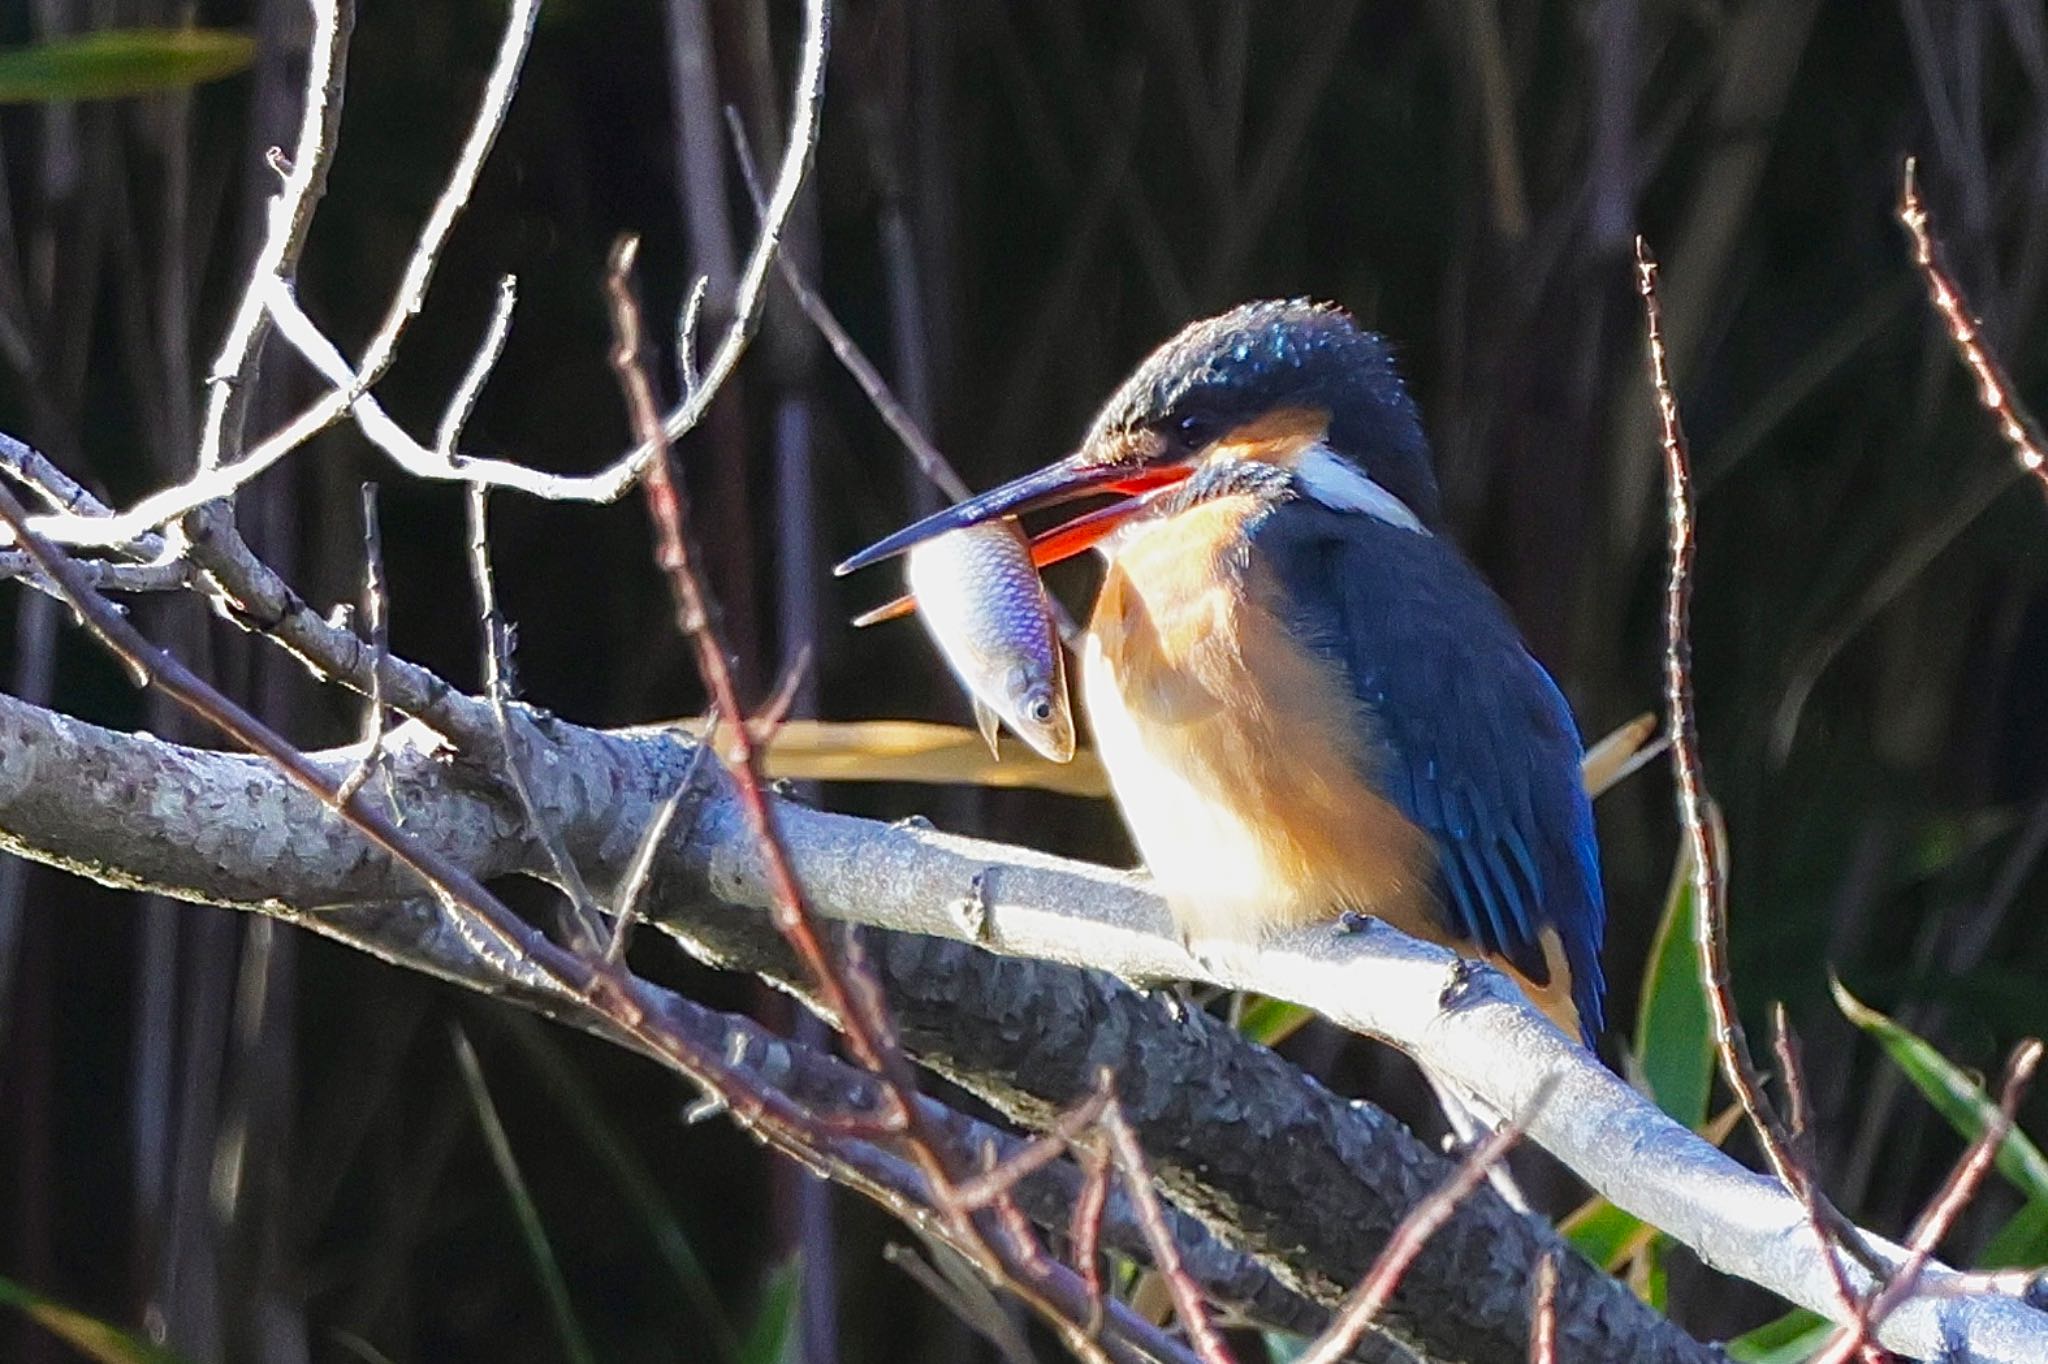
[1,685,2041,1360]
[0,689,1714,1363]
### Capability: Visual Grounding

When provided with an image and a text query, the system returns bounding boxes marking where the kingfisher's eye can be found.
[1173,413,1222,452]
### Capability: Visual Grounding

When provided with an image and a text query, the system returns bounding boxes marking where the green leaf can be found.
[1561,1198,1652,1269]
[1634,842,1715,1128]
[1632,1235,1668,1312]
[501,1016,741,1362]
[1831,975,2048,1204]
[1725,1308,1830,1363]
[452,1028,600,1364]
[1237,995,1313,1048]
[0,29,255,104]
[0,1274,195,1364]
[1260,1329,1307,1362]
[1980,1199,2048,1269]
[739,1260,800,1364]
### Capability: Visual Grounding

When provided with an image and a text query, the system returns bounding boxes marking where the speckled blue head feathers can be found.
[1082,300,1440,527]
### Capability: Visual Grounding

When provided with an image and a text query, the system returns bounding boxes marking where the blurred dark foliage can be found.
[0,1,2044,1360]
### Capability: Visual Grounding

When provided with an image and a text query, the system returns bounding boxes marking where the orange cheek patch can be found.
[1208,406,1331,467]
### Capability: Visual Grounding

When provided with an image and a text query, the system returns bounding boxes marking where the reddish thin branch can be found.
[1296,1099,1540,1364]
[1099,1078,1238,1364]
[1529,1252,1557,1364]
[603,236,905,1085]
[1635,238,1882,1280]
[946,1086,1112,1211]
[1818,1039,2046,1364]
[1897,159,2048,497]
[602,241,1201,1364]
[335,482,391,805]
[1071,1144,1113,1337]
[1772,1007,1875,1359]
[0,448,1202,1364]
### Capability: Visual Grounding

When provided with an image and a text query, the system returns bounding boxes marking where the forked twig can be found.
[0,469,1197,1364]
[1817,1039,2046,1363]
[944,1085,1111,1212]
[1771,1007,1872,1356]
[1296,1086,1547,1364]
[16,0,828,550]
[1070,1143,1113,1336]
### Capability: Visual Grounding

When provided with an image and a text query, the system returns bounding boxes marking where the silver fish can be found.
[899,518,1075,763]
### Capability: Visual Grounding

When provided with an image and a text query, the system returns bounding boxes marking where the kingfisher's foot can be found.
[1178,933,1240,980]
[1144,983,1192,1023]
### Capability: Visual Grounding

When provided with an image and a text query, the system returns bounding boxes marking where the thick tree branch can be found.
[7,692,2048,1359]
[0,687,1693,1364]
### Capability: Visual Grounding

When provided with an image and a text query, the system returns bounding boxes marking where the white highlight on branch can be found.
[690,797,2048,1364]
[194,0,351,475]
[14,0,830,549]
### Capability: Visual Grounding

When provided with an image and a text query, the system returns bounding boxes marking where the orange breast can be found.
[1082,496,1440,948]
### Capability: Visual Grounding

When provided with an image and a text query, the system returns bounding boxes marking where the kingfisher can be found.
[838,300,1606,1044]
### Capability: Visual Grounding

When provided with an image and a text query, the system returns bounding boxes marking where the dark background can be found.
[0,0,2045,1359]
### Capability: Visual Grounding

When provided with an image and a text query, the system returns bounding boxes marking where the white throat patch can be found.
[1294,445,1427,533]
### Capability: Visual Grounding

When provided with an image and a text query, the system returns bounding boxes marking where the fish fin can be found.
[973,699,1004,760]
[852,593,917,628]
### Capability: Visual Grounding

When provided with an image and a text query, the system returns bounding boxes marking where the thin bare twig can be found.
[675,275,708,396]
[465,483,609,950]
[1531,1245,1556,1359]
[439,275,519,455]
[607,716,718,964]
[1529,1251,1558,1364]
[728,116,971,503]
[335,483,391,806]
[1100,1077,1236,1364]
[1818,1039,2046,1364]
[1636,238,1882,1279]
[1071,1142,1112,1337]
[0,473,1197,1364]
[1297,1092,1544,1364]
[1771,1007,1872,1357]
[1898,158,2048,495]
[194,0,353,475]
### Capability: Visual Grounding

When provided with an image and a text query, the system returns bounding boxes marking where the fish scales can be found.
[903,519,1075,763]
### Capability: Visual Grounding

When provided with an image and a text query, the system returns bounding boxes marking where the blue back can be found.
[1254,500,1607,1040]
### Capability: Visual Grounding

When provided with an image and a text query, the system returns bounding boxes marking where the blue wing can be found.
[1254,502,1607,1039]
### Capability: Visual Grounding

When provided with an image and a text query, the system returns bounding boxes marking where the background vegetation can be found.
[0,1,2043,1360]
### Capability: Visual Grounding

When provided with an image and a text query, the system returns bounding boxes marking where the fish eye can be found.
[1027,697,1054,723]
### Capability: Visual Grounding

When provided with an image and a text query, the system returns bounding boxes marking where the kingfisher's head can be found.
[836,300,1438,575]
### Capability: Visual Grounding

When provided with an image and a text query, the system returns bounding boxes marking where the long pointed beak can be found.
[835,454,1175,576]
[850,492,1171,629]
